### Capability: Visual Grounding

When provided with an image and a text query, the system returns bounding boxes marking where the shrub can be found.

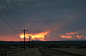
[48,44,62,48]
[78,46,86,49]
[4,46,10,49]
[63,46,70,48]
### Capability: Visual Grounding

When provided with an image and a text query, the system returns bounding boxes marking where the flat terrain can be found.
[0,47,85,56]
[52,48,86,56]
[41,48,76,56]
[0,48,42,56]
[10,48,42,56]
[40,47,76,56]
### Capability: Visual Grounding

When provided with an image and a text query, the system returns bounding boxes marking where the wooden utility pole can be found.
[4,50,7,56]
[1,50,3,56]
[29,36,31,48]
[32,39,34,47]
[22,29,28,50]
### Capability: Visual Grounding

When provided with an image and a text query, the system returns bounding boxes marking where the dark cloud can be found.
[63,18,86,32]
[0,0,86,41]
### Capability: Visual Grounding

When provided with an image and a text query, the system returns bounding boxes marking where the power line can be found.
[0,15,19,33]
[3,0,22,29]
[0,3,21,29]
[22,29,28,50]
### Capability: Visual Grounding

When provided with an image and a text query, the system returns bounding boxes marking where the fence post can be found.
[4,50,7,56]
[1,50,3,56]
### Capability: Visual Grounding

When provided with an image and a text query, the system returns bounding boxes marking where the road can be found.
[6,47,77,56]
[40,47,77,56]
[10,48,42,56]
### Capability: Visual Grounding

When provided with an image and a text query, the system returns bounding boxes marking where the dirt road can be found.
[39,47,77,56]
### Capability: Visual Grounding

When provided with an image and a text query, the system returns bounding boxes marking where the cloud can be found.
[60,35,72,39]
[0,5,7,9]
[19,31,50,41]
[6,0,10,3]
[60,31,78,39]
[0,0,86,41]
[66,32,78,35]
[60,31,86,40]
[75,35,84,39]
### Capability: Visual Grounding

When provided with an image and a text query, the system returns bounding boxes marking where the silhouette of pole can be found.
[32,39,34,47]
[1,50,3,56]
[22,29,28,50]
[4,50,7,56]
[29,36,31,48]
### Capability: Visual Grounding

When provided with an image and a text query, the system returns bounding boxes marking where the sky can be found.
[0,0,86,41]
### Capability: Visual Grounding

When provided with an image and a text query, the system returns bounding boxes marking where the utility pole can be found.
[29,36,31,48]
[22,29,28,50]
[32,39,34,48]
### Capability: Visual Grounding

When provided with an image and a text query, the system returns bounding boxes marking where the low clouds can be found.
[60,31,86,40]
[75,35,84,39]
[60,31,78,39]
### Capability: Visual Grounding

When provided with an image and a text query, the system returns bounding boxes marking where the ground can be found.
[10,48,42,56]
[52,48,86,56]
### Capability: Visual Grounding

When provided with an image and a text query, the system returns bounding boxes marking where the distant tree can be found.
[63,46,70,48]
[4,46,10,49]
[48,44,62,48]
[78,45,86,49]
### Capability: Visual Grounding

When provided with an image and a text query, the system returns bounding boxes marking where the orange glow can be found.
[47,35,50,37]
[84,38,86,39]
[19,31,50,41]
[66,31,78,35]
[75,35,84,39]
[60,31,78,39]
[60,35,72,39]
[60,31,86,39]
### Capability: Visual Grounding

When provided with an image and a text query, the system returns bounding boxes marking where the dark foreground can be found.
[39,47,76,56]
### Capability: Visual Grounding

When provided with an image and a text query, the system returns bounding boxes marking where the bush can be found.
[78,46,86,49]
[63,46,70,48]
[4,46,10,49]
[48,44,62,48]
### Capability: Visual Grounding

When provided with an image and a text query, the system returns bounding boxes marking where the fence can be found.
[0,48,26,56]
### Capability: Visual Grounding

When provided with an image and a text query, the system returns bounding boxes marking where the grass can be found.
[0,48,24,56]
[52,48,86,56]
[0,47,42,56]
[10,48,42,56]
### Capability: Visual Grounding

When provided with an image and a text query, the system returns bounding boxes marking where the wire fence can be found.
[0,47,29,56]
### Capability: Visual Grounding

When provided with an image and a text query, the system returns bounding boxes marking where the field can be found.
[11,48,42,56]
[0,46,42,56]
[0,41,86,56]
[52,48,86,56]
[0,46,25,56]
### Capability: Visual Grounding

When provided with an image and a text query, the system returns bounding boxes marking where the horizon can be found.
[0,39,86,42]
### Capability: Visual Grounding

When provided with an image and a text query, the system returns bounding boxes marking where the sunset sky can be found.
[0,0,86,41]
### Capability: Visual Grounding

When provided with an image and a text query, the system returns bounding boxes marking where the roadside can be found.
[9,48,42,56]
[39,47,76,56]
[52,48,86,56]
